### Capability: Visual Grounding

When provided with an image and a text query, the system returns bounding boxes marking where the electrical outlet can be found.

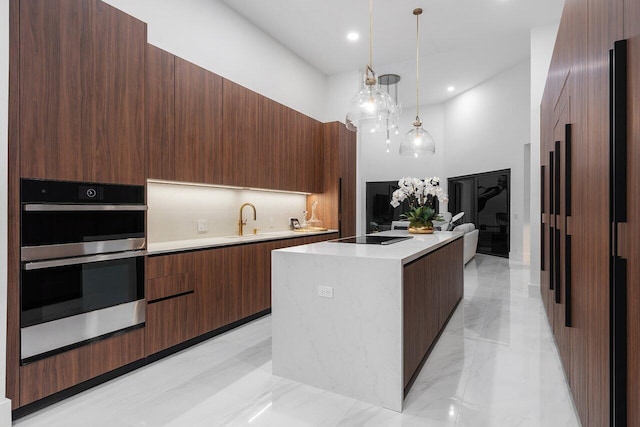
[318,286,334,299]
[196,219,208,233]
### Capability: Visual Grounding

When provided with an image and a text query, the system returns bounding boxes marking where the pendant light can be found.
[379,74,402,153]
[345,0,399,133]
[399,8,435,157]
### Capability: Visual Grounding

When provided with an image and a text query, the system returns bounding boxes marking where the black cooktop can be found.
[332,235,413,245]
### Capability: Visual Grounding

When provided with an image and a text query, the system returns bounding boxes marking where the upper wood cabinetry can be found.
[174,58,224,185]
[221,78,325,192]
[310,122,357,237]
[19,0,146,185]
[146,44,176,181]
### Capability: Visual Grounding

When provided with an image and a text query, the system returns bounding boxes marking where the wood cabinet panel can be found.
[260,96,287,190]
[146,293,198,355]
[242,241,279,317]
[19,328,144,406]
[310,122,356,237]
[223,79,261,188]
[403,238,463,388]
[19,0,83,181]
[147,273,195,302]
[174,58,223,184]
[146,44,176,180]
[19,0,146,184]
[147,252,194,279]
[81,1,146,184]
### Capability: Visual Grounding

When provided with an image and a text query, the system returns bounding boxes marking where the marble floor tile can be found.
[14,254,580,427]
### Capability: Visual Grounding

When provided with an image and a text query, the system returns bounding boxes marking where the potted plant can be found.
[390,177,448,234]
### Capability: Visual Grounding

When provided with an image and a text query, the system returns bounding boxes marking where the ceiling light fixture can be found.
[399,8,435,157]
[447,86,455,92]
[379,74,402,153]
[347,32,360,41]
[345,0,399,133]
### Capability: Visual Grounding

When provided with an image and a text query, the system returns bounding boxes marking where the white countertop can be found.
[146,229,339,255]
[274,230,463,265]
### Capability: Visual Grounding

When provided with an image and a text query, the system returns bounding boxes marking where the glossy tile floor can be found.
[14,254,581,426]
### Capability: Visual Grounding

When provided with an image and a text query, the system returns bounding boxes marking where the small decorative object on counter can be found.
[390,177,449,234]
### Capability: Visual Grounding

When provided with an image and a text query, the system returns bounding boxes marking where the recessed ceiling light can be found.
[447,86,455,92]
[347,32,360,41]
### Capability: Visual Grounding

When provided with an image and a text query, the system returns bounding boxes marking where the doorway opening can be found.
[448,169,510,257]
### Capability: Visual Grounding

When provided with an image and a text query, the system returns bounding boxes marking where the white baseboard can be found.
[0,398,11,427]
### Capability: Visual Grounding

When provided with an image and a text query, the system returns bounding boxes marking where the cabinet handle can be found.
[554,141,561,216]
[610,40,627,224]
[565,235,572,327]
[549,226,554,291]
[549,151,555,215]
[554,228,561,304]
[541,223,545,272]
[565,125,572,216]
[540,165,545,214]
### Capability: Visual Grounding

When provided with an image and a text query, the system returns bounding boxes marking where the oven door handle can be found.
[23,251,145,271]
[23,204,147,212]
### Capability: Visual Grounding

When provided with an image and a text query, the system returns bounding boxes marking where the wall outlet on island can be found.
[318,286,334,299]
[196,219,208,233]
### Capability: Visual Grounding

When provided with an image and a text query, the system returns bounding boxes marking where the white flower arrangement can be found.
[390,176,448,209]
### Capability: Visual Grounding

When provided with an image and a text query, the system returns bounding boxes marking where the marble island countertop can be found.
[146,229,339,255]
[276,230,464,265]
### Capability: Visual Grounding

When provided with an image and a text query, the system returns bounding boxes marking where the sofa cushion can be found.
[453,223,475,234]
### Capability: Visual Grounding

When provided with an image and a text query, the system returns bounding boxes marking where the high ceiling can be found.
[219,0,565,107]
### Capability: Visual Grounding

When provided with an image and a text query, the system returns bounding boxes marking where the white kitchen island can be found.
[271,230,464,412]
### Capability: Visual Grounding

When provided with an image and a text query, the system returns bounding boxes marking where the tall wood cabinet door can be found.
[624,4,640,425]
[174,58,223,185]
[260,97,286,190]
[81,1,146,185]
[222,80,261,188]
[339,125,357,237]
[146,44,176,180]
[19,0,146,184]
[19,0,83,181]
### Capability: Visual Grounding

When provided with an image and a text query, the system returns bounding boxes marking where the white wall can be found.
[529,23,559,283]
[0,0,11,423]
[444,60,531,261]
[357,104,446,234]
[103,0,328,122]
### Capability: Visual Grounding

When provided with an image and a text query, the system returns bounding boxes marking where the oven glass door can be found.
[21,256,144,328]
[22,210,144,247]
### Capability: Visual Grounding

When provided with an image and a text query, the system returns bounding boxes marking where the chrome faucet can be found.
[238,203,257,236]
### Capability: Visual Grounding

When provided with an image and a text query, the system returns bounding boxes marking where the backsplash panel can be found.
[147,181,308,243]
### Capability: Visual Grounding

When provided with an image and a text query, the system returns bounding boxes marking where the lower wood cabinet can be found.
[19,328,145,406]
[403,238,464,388]
[145,293,198,356]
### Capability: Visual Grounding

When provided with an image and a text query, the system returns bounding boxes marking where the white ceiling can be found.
[219,0,564,107]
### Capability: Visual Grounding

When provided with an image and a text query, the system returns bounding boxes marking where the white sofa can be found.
[453,223,479,264]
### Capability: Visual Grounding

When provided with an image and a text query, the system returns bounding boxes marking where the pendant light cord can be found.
[369,0,373,69]
[415,9,421,121]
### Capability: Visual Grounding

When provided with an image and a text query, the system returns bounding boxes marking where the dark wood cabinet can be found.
[146,44,176,181]
[174,57,224,185]
[403,238,463,390]
[19,328,144,406]
[310,122,357,237]
[145,253,198,355]
[19,0,146,185]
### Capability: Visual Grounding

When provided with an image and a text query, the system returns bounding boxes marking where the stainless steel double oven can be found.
[20,179,146,363]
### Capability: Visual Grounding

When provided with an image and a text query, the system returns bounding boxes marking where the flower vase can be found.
[408,226,434,234]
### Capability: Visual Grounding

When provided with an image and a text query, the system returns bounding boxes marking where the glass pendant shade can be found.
[399,119,435,157]
[346,76,399,133]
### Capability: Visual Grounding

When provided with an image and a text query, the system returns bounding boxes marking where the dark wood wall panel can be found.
[19,328,144,406]
[146,44,176,180]
[7,0,21,409]
[624,3,640,424]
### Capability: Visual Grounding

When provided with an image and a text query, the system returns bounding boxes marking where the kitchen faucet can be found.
[238,203,257,236]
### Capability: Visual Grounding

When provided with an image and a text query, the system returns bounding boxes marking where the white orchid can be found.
[390,176,448,211]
